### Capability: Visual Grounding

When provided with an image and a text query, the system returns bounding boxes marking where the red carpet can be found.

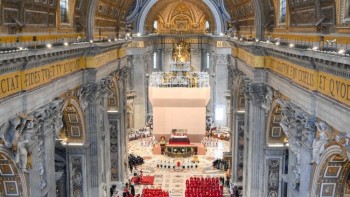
[132,176,155,185]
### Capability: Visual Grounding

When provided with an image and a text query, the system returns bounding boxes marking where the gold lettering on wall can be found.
[130,41,145,48]
[0,47,125,99]
[267,57,318,90]
[22,58,84,90]
[118,48,126,58]
[318,73,350,106]
[216,41,231,48]
[86,49,119,68]
[0,73,21,97]
[0,57,84,98]
[234,48,350,106]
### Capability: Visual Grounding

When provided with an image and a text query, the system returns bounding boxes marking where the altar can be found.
[152,143,206,157]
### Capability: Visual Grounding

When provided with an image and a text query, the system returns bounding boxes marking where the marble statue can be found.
[312,121,331,164]
[261,86,273,114]
[12,114,34,172]
[292,168,300,190]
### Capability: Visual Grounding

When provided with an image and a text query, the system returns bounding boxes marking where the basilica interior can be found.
[0,0,350,197]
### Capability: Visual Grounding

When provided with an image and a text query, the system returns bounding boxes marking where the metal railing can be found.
[150,72,210,88]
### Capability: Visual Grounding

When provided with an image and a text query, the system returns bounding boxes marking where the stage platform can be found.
[152,143,206,156]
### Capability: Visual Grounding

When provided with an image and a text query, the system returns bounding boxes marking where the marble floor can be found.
[128,139,231,196]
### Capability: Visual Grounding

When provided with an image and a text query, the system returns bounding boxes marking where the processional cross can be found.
[177,44,182,57]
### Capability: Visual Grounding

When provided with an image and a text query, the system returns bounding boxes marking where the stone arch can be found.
[265,99,286,145]
[0,148,28,197]
[59,97,86,144]
[310,144,350,197]
[137,0,224,35]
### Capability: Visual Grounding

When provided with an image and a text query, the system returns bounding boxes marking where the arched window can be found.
[280,0,286,24]
[205,21,210,30]
[60,0,69,23]
[206,52,210,69]
[153,21,158,30]
[346,0,350,19]
[153,52,157,69]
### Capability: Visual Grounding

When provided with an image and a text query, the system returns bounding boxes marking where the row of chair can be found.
[142,188,169,197]
[185,177,223,197]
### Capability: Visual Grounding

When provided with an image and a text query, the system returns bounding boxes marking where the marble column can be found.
[214,54,229,127]
[27,99,64,197]
[117,67,128,183]
[77,75,114,197]
[133,55,147,129]
[245,83,268,197]
[242,79,251,197]
[82,82,100,197]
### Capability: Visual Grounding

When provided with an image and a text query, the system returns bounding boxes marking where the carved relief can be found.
[30,98,64,190]
[267,159,280,197]
[216,55,229,65]
[236,121,245,182]
[249,83,268,107]
[278,99,317,188]
[76,83,98,112]
[261,86,273,114]
[109,120,119,181]
[0,114,34,173]
[71,156,84,197]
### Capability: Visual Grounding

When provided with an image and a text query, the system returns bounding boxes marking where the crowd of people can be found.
[201,137,219,147]
[140,136,157,147]
[156,159,198,169]
[142,188,169,197]
[212,159,229,171]
[185,177,223,197]
[128,154,144,173]
[128,127,152,141]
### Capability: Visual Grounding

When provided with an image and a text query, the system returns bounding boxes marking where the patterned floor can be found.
[128,139,231,196]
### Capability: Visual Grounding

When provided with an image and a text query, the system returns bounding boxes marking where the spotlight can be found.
[338,49,345,55]
[18,47,23,50]
[137,33,141,37]
[312,46,318,51]
[220,33,224,36]
[275,42,280,46]
[108,39,111,42]
[114,38,118,41]
[255,39,259,42]
[46,43,52,48]
[63,42,68,46]
[89,40,93,43]
[289,43,294,48]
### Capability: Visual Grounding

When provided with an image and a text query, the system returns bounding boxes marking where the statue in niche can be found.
[312,121,332,164]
